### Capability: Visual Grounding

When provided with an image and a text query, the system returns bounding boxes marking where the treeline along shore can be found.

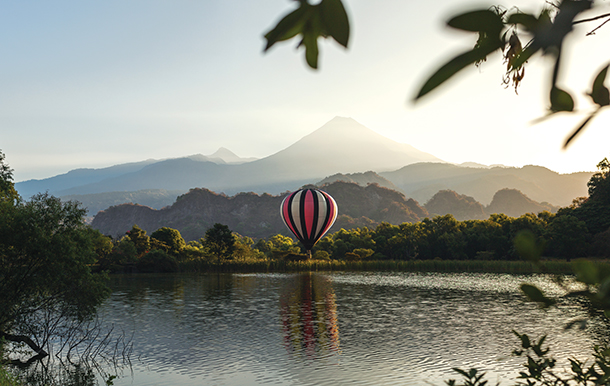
[90,158,610,275]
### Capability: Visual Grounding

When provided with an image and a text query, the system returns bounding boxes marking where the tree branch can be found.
[573,12,610,24]
[0,331,48,357]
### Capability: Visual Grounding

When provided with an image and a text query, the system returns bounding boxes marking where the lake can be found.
[84,271,605,386]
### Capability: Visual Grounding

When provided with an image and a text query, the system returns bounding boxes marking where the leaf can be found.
[302,30,320,69]
[506,12,539,31]
[447,10,504,34]
[521,284,556,308]
[414,40,502,100]
[589,64,610,107]
[264,5,309,51]
[573,259,599,285]
[320,0,350,48]
[564,318,587,330]
[550,86,574,112]
[514,230,543,263]
[563,112,596,148]
[509,42,539,70]
[513,330,531,349]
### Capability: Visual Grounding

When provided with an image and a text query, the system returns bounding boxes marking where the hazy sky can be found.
[2,0,610,182]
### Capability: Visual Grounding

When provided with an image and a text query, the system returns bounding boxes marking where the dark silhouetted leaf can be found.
[589,64,610,107]
[414,41,502,100]
[510,44,539,70]
[573,259,599,285]
[514,230,543,263]
[564,112,596,148]
[320,0,350,48]
[506,12,538,31]
[264,5,309,51]
[550,86,574,112]
[513,330,531,349]
[521,284,555,308]
[564,318,587,330]
[303,30,319,69]
[447,10,504,34]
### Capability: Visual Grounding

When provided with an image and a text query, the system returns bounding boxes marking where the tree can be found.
[0,151,18,205]
[266,1,610,146]
[0,189,110,358]
[150,227,186,257]
[0,152,111,360]
[567,157,610,233]
[126,224,150,257]
[202,223,236,263]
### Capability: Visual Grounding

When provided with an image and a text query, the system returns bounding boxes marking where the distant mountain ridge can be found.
[91,181,430,241]
[380,163,591,207]
[424,188,558,221]
[16,148,257,199]
[91,182,563,241]
[14,117,593,216]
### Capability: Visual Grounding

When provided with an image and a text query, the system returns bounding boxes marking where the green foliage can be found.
[446,367,496,386]
[0,366,21,386]
[98,236,138,271]
[570,158,610,234]
[0,151,19,205]
[313,250,330,260]
[232,234,265,261]
[264,0,349,69]
[254,234,301,258]
[412,1,609,146]
[136,249,178,273]
[202,223,236,262]
[151,227,186,256]
[126,224,150,256]
[0,160,111,361]
[450,332,610,385]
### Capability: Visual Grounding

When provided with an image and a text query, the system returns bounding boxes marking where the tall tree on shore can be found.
[0,151,110,359]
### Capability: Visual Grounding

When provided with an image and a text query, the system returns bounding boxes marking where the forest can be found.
[93,158,610,273]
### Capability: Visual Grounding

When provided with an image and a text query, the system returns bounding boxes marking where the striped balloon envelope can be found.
[280,188,338,253]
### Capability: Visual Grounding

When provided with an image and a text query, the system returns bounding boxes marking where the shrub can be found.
[136,250,178,273]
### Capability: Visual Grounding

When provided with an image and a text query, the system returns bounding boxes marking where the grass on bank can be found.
[0,367,20,386]
[177,258,577,274]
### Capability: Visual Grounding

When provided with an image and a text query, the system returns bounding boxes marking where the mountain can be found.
[15,148,258,199]
[187,148,258,164]
[424,190,487,220]
[423,189,558,220]
[15,159,159,200]
[486,188,558,218]
[16,116,444,200]
[15,117,593,216]
[91,181,428,241]
[381,163,592,207]
[316,171,399,191]
[61,189,185,219]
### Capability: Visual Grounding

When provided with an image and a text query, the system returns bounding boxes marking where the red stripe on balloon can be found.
[303,190,315,239]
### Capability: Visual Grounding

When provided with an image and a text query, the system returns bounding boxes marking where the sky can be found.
[1,0,610,182]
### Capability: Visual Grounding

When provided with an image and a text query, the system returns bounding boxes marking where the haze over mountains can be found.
[15,117,593,217]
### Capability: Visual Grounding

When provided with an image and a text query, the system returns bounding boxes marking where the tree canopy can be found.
[0,152,110,358]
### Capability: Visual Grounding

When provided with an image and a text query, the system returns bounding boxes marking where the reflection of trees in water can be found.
[8,344,129,386]
[280,273,339,357]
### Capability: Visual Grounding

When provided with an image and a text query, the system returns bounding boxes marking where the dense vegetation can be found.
[92,158,609,275]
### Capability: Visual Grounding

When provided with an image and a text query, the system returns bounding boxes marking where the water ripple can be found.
[95,272,604,386]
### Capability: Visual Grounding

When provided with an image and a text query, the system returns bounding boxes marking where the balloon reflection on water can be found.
[279,273,340,358]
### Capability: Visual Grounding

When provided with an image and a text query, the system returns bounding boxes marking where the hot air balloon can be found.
[280,188,338,257]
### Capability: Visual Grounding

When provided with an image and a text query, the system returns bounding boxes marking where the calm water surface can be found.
[96,272,605,386]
